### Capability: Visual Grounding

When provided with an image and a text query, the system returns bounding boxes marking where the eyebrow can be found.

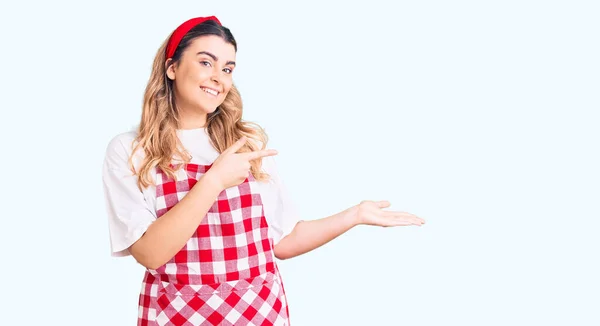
[197,51,236,66]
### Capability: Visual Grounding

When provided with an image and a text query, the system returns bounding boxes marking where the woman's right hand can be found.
[205,136,278,191]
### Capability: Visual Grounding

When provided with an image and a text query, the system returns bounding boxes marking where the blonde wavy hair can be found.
[130,21,269,189]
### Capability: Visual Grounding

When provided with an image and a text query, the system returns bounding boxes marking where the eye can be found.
[200,61,212,67]
[223,67,233,74]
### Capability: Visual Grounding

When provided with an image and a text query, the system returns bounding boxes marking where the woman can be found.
[102,16,425,326]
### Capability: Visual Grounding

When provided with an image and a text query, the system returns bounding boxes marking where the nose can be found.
[210,68,221,85]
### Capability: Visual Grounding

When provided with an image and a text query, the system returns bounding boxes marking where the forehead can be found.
[184,35,236,60]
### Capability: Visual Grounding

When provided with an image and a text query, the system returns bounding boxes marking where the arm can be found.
[273,206,357,260]
[273,200,425,260]
[129,174,223,269]
[126,137,276,269]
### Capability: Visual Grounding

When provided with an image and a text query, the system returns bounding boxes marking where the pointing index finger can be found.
[244,149,279,161]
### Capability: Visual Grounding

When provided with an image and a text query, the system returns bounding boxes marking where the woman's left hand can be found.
[352,200,425,227]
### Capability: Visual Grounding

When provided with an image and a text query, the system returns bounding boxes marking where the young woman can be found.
[102,16,425,326]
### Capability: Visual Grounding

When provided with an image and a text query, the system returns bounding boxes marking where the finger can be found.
[388,217,423,226]
[380,213,424,226]
[376,200,391,209]
[224,136,247,154]
[382,218,415,227]
[245,149,279,161]
[382,211,416,218]
[386,212,425,225]
[409,215,425,224]
[409,216,425,225]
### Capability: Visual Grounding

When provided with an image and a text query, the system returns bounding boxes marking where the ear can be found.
[165,58,176,80]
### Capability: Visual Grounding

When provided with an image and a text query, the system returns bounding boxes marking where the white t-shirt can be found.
[102,127,300,257]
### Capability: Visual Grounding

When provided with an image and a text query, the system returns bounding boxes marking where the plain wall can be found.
[1,0,598,325]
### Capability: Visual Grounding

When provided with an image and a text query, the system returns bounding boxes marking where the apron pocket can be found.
[154,271,284,325]
[155,283,219,325]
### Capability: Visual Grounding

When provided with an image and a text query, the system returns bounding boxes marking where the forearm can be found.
[130,173,223,269]
[273,206,358,260]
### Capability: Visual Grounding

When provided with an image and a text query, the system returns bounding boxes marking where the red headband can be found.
[165,16,222,59]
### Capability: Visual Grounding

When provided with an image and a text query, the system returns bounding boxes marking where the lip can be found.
[200,86,221,94]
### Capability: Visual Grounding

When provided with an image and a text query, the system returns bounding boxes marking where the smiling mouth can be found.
[200,87,219,97]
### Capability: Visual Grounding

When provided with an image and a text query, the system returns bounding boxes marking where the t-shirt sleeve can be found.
[102,133,157,257]
[261,156,303,245]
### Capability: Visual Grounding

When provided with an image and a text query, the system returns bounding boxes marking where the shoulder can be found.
[103,129,141,170]
[105,129,138,152]
[259,155,284,187]
[261,155,276,173]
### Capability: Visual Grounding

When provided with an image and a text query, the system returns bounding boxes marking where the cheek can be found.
[222,80,234,95]
[186,69,207,83]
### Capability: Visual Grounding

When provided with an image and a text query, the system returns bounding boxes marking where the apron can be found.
[137,163,290,326]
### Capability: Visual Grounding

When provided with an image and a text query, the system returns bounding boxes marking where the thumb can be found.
[377,200,391,208]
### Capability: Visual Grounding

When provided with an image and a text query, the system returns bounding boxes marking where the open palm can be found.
[354,200,425,227]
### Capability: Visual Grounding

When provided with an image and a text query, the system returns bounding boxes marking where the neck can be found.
[177,106,208,130]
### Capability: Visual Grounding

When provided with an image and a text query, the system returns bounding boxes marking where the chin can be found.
[205,106,220,114]
[196,98,225,115]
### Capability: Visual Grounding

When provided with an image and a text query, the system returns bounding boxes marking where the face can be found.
[166,35,236,117]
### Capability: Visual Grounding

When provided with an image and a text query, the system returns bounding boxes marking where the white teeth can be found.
[201,87,218,96]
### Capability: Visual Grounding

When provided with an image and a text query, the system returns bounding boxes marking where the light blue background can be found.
[1,1,598,325]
